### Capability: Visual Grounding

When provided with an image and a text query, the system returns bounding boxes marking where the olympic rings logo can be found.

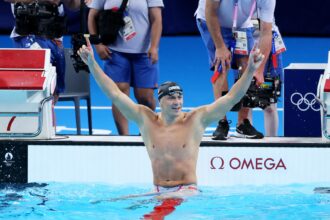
[290,92,320,112]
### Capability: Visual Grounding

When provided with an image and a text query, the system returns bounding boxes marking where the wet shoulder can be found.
[187,106,207,118]
[140,105,159,120]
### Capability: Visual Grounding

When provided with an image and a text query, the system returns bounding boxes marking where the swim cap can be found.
[158,81,183,100]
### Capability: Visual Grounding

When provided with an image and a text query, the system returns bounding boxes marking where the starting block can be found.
[0,49,56,139]
[317,51,330,140]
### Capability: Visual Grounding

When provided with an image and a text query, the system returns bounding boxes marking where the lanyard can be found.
[232,0,257,30]
[271,31,278,68]
[271,31,277,54]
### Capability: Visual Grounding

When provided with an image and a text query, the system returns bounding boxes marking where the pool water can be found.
[1,183,330,219]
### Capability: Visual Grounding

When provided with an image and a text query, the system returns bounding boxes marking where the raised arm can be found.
[78,37,144,124]
[201,48,265,126]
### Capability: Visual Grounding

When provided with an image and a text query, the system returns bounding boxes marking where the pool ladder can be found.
[0,96,53,138]
[317,51,330,140]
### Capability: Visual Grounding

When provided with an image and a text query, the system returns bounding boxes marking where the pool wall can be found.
[1,136,330,186]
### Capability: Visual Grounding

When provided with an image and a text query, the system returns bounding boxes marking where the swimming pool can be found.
[1,137,330,219]
[1,183,330,219]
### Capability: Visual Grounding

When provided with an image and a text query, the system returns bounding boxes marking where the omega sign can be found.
[210,157,287,170]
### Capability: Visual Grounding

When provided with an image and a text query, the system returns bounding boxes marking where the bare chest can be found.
[145,123,200,157]
[150,123,192,144]
[141,113,204,155]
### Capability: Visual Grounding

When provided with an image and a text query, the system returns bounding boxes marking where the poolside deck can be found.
[1,135,326,147]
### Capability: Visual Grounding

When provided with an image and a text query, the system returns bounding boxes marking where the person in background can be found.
[251,16,286,136]
[196,0,275,140]
[87,0,163,135]
[5,0,86,103]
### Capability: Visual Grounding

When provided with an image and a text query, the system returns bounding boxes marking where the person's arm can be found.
[87,8,99,37]
[205,0,231,73]
[148,7,162,64]
[253,20,272,85]
[78,37,143,124]
[87,8,111,60]
[200,48,265,126]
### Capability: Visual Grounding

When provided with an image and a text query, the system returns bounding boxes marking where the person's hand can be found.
[214,46,231,74]
[95,44,111,60]
[77,36,94,65]
[247,47,264,73]
[148,47,158,64]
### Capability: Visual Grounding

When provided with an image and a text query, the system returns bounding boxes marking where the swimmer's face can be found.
[160,92,183,116]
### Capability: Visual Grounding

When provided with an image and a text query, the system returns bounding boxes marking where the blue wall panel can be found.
[0,0,329,36]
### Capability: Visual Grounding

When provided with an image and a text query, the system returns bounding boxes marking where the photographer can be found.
[5,0,85,104]
[196,0,275,140]
[88,0,163,135]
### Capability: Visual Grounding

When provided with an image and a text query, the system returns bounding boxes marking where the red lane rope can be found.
[143,198,183,220]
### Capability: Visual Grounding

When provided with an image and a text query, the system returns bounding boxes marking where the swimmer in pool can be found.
[78,36,264,199]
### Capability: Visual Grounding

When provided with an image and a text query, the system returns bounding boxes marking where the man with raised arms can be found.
[78,37,264,198]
